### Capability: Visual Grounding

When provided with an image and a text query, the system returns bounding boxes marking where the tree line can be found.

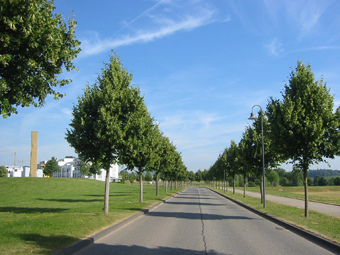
[207,60,340,217]
[65,53,188,214]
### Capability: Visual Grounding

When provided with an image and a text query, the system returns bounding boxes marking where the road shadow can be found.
[174,196,212,200]
[72,243,231,255]
[165,201,226,206]
[16,233,80,254]
[0,207,69,214]
[146,211,260,221]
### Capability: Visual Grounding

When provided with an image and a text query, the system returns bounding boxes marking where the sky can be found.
[1,0,340,173]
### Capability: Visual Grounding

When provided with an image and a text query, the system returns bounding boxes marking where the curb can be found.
[209,188,340,254]
[55,189,186,255]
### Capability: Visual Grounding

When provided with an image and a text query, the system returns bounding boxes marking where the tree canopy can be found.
[0,166,8,177]
[0,0,81,117]
[43,157,59,176]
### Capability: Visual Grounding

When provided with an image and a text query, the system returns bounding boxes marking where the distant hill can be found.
[308,169,340,178]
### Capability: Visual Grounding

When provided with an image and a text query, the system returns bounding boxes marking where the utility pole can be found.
[0,150,17,165]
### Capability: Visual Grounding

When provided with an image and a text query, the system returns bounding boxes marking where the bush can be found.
[319,177,328,186]
[334,177,340,186]
[248,181,256,187]
[0,166,8,177]
[280,177,289,186]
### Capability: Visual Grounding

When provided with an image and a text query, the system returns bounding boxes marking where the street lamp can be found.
[219,151,226,193]
[248,105,266,209]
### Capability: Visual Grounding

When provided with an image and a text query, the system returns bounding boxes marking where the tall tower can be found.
[30,131,38,177]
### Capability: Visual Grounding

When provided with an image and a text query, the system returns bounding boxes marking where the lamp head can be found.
[248,112,257,120]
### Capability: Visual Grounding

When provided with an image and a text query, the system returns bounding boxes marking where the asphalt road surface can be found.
[74,187,338,255]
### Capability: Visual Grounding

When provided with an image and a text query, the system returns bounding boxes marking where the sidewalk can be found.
[228,188,340,218]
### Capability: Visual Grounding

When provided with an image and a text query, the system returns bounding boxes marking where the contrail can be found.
[115,0,168,35]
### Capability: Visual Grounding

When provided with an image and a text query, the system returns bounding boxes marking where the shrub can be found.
[248,181,256,187]
[0,166,8,177]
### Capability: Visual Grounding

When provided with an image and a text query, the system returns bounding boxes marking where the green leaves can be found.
[0,0,81,117]
[43,157,60,177]
[267,60,338,171]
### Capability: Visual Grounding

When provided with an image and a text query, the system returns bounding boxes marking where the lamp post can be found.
[248,105,266,209]
[219,151,226,193]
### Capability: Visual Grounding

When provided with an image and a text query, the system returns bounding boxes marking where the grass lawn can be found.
[212,188,340,244]
[244,186,340,205]
[0,178,184,255]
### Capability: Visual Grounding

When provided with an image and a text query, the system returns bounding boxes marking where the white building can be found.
[5,165,43,177]
[51,156,120,182]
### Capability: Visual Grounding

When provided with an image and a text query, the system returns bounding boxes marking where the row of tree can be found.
[208,60,340,217]
[65,53,187,214]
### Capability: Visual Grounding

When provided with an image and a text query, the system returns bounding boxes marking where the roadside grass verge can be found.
[212,188,340,244]
[0,178,183,255]
[244,186,340,205]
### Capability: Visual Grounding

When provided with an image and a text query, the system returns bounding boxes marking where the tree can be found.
[188,171,195,182]
[313,175,321,186]
[195,170,203,183]
[319,177,328,186]
[66,53,144,214]
[79,161,101,177]
[334,177,340,186]
[280,177,289,186]
[145,171,152,182]
[120,170,129,183]
[267,169,279,187]
[44,157,60,176]
[129,172,136,184]
[0,166,8,177]
[267,60,340,217]
[119,112,159,203]
[0,0,81,117]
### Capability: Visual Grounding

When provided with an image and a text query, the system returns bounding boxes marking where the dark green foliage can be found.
[0,165,8,177]
[318,177,328,186]
[79,161,101,177]
[0,0,80,117]
[145,171,152,182]
[334,177,340,185]
[187,171,195,181]
[267,169,279,187]
[129,172,136,183]
[280,177,289,186]
[308,169,340,178]
[313,176,321,186]
[43,157,60,176]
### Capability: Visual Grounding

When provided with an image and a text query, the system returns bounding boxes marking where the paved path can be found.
[74,187,337,255]
[230,188,340,218]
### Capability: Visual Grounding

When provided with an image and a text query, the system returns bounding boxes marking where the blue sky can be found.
[1,0,340,172]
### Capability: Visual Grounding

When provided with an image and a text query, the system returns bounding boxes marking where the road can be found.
[74,187,338,255]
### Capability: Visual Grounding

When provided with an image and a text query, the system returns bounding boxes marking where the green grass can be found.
[0,178,184,255]
[212,188,340,244]
[244,186,340,205]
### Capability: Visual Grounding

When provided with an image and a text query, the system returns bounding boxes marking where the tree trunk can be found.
[233,177,235,194]
[140,173,143,203]
[304,169,309,217]
[104,168,110,214]
[243,174,246,198]
[165,180,168,194]
[156,173,159,196]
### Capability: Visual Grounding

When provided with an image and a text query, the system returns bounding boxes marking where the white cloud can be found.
[265,38,283,56]
[80,1,218,57]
